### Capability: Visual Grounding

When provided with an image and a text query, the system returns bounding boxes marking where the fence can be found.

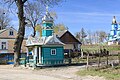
[81,45,120,68]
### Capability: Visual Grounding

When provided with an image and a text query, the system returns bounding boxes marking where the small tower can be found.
[109,16,118,41]
[111,16,118,36]
[117,22,120,38]
[108,16,120,45]
[42,6,54,37]
[26,5,65,67]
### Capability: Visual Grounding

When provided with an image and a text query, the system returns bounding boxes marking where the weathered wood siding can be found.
[59,31,81,50]
[42,46,64,65]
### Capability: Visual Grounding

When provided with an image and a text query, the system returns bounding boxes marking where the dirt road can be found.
[0,65,64,80]
[0,65,105,80]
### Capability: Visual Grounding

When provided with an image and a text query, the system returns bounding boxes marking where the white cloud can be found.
[58,12,120,17]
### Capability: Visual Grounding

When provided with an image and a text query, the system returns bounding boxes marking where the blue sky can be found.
[2,0,120,35]
[51,0,120,34]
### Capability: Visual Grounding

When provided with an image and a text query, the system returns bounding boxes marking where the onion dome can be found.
[42,6,54,23]
[112,16,117,24]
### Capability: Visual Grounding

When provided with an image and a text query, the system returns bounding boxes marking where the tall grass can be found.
[81,45,120,52]
[77,65,120,80]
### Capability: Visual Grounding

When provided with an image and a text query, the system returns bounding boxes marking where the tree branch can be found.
[22,0,27,4]
[26,18,34,28]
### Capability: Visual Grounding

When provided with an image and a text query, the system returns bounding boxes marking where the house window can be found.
[9,30,14,36]
[74,44,78,50]
[51,49,56,55]
[1,42,6,50]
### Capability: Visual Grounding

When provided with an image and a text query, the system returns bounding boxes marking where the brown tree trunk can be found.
[98,49,102,67]
[33,27,36,37]
[106,51,109,66]
[14,0,26,67]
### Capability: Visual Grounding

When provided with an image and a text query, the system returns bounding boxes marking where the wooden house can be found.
[0,27,26,64]
[57,30,81,50]
[57,30,81,57]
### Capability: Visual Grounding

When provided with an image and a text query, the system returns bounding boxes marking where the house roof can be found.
[57,30,81,44]
[0,27,17,34]
[26,35,64,47]
[0,28,7,34]
[45,35,64,45]
[0,27,27,39]
[56,30,67,38]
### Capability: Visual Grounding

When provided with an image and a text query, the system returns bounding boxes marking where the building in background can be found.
[0,27,26,64]
[108,16,120,45]
[57,30,81,58]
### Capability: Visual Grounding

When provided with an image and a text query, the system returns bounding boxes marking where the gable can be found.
[26,35,64,46]
[60,31,81,44]
[45,35,64,45]
[26,36,44,46]
[0,27,17,38]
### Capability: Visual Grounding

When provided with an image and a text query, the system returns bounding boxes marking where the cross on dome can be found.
[42,5,54,23]
[46,5,49,13]
[112,16,117,24]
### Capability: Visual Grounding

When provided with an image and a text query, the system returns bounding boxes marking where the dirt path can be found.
[0,65,64,80]
[0,65,105,80]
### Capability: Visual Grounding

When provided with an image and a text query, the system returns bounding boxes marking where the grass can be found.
[71,55,118,64]
[81,45,120,52]
[89,55,118,62]
[77,65,120,80]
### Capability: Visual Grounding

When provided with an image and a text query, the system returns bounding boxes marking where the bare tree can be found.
[75,32,80,41]
[99,31,107,43]
[87,30,92,44]
[24,2,58,37]
[53,23,67,34]
[93,31,99,44]
[35,24,42,37]
[92,31,107,44]
[3,0,62,67]
[24,1,44,37]
[50,11,58,19]
[0,8,10,30]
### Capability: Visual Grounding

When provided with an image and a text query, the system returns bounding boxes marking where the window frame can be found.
[51,49,56,55]
[1,42,7,50]
[9,30,14,36]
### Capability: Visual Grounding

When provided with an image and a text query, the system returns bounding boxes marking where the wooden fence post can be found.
[118,52,120,64]
[106,51,109,66]
[86,52,89,70]
[98,49,102,67]
[69,49,71,64]
[81,49,84,58]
